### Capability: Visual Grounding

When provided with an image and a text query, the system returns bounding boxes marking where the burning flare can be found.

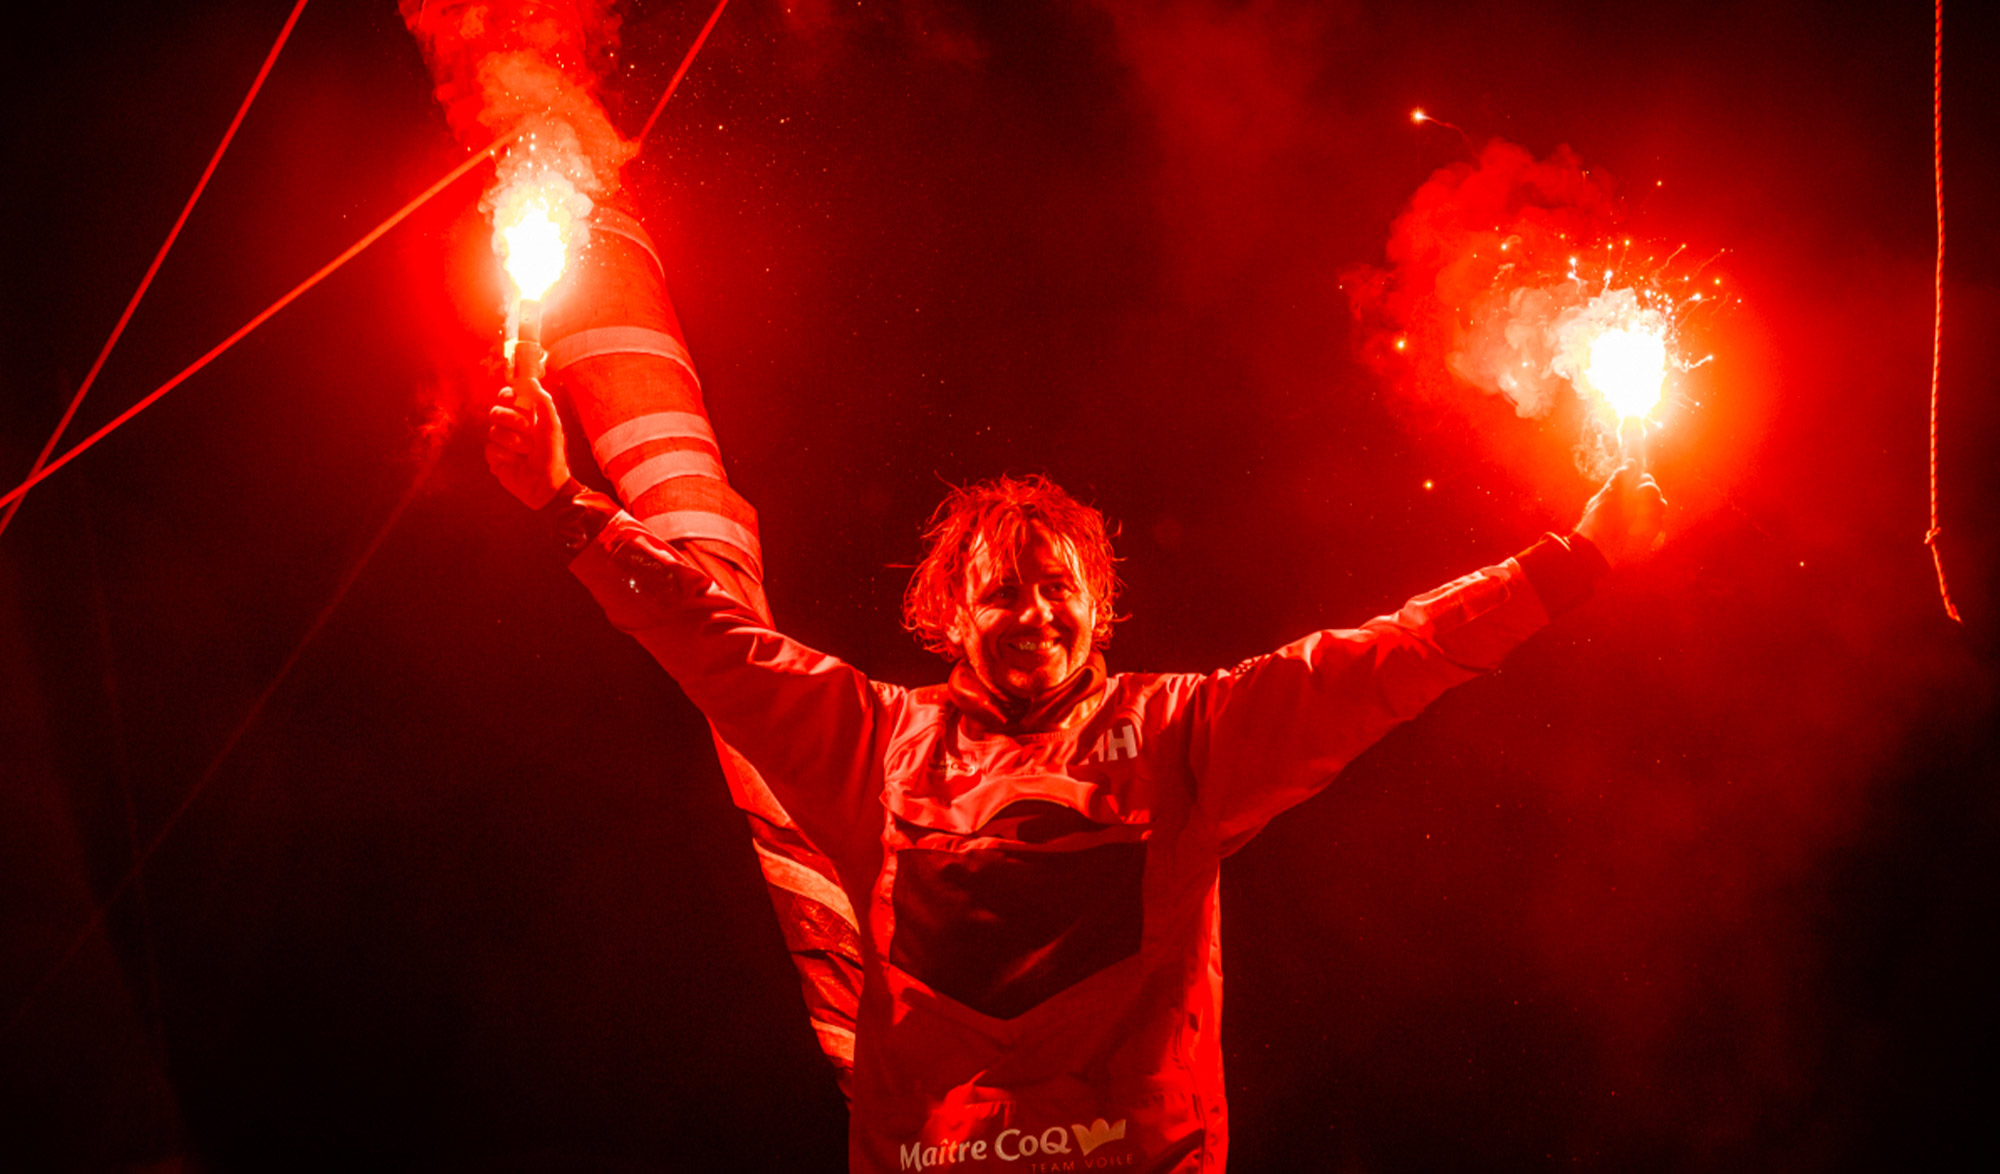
[1550,286,1675,426]
[495,183,573,301]
[485,145,593,373]
[1584,326,1667,419]
[1346,141,1727,480]
[485,130,596,310]
[398,2,626,362]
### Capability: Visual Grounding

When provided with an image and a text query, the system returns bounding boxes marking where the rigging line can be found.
[2,445,444,1042]
[2,0,727,1035]
[0,0,312,541]
[1925,0,1960,623]
[5,0,730,1023]
[635,0,731,149]
[3,0,725,516]
[0,134,512,515]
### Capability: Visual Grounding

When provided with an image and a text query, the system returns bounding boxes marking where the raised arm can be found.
[487,378,886,867]
[1188,464,1664,855]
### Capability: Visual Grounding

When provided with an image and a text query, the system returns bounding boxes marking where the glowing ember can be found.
[1584,325,1668,418]
[498,192,569,302]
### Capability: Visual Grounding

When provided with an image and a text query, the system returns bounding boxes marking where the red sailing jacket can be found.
[551,489,1598,1173]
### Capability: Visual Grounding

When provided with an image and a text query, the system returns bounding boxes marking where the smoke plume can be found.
[401,1,640,288]
[400,1,630,170]
[1346,140,1641,479]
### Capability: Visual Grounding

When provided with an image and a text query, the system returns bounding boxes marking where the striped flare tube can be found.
[542,204,863,1090]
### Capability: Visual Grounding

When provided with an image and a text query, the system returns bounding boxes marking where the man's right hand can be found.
[486,378,571,510]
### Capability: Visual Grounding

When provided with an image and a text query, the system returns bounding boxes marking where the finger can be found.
[503,378,553,423]
[1634,491,1667,535]
[498,382,538,424]
[486,428,531,455]
[489,405,532,432]
[520,376,557,415]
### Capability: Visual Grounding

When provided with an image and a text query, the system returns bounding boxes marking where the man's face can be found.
[952,526,1097,700]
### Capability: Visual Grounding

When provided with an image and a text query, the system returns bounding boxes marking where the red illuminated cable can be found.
[1,447,442,1042]
[1925,0,1960,623]
[0,137,510,514]
[0,0,311,540]
[635,0,731,148]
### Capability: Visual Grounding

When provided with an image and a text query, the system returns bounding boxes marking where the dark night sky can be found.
[3,1,1997,1170]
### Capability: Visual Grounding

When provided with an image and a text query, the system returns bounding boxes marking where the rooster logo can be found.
[1071,1118,1127,1155]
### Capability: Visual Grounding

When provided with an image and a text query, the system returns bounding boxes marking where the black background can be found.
[3,1,1996,1169]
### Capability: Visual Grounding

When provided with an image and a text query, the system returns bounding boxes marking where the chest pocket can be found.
[889,801,1145,1021]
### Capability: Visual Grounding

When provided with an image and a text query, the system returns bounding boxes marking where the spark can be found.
[1409,106,1472,147]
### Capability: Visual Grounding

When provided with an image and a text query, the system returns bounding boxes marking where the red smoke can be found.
[1346,141,1665,484]
[399,0,639,437]
[399,0,634,193]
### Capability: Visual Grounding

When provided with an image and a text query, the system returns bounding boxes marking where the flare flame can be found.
[1346,140,1729,480]
[493,173,580,302]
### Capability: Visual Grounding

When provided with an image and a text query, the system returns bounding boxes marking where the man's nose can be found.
[1017,591,1054,622]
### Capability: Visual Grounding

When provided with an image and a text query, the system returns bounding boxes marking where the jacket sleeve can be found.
[1186,533,1603,855]
[547,483,887,868]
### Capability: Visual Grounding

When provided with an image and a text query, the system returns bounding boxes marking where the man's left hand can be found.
[1575,461,1667,569]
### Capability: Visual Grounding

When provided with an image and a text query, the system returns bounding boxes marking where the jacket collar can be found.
[947,652,1107,736]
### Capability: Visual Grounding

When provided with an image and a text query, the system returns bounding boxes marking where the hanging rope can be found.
[0,0,311,540]
[1925,0,1960,623]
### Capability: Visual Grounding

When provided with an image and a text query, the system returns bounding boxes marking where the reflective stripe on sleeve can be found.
[546,326,699,385]
[588,205,663,276]
[811,1019,857,1060]
[753,841,861,932]
[639,509,763,578]
[590,411,717,467]
[616,449,729,504]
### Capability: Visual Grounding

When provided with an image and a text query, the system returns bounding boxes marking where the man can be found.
[488,377,1664,1172]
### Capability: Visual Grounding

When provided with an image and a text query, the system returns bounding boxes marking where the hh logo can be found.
[1072,1117,1126,1155]
[1082,719,1140,765]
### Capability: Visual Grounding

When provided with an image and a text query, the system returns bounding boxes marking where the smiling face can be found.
[950,526,1099,701]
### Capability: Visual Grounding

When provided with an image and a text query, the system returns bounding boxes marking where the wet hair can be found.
[903,474,1121,661]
